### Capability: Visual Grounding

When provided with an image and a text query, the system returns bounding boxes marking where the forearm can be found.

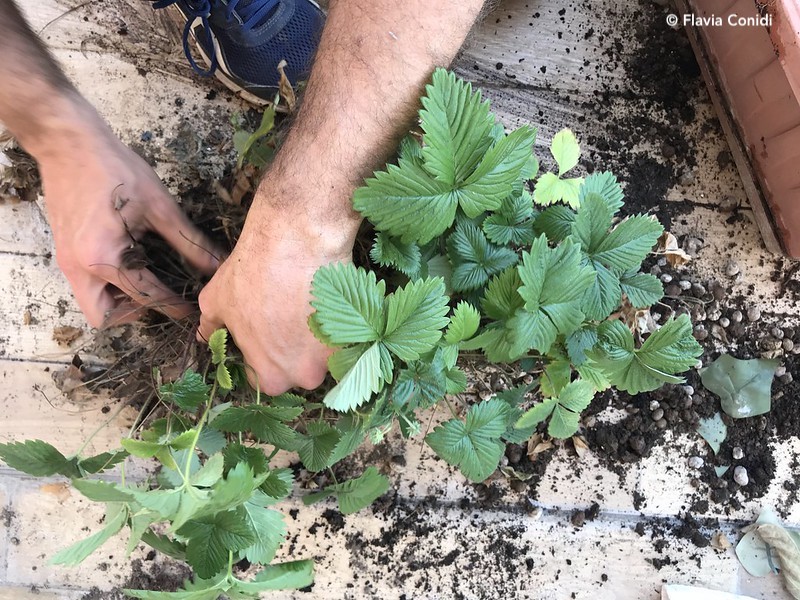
[253,0,486,241]
[0,0,92,159]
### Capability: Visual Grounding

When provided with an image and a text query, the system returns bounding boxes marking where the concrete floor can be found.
[0,0,797,598]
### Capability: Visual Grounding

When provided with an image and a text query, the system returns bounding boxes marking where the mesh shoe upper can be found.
[158,0,325,96]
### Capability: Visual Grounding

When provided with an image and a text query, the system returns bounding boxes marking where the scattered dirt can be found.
[80,558,191,599]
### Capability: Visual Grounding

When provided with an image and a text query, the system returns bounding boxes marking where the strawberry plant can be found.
[0,69,701,597]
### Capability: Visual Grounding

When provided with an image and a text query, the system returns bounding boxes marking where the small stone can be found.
[571,510,586,528]
[793,345,800,355]
[718,317,730,328]
[679,170,695,186]
[661,143,676,158]
[686,237,704,254]
[732,447,744,460]
[681,396,693,409]
[682,385,695,396]
[711,487,730,503]
[693,326,708,341]
[665,284,681,297]
[690,478,702,488]
[719,195,738,211]
[724,260,740,277]
[657,257,667,267]
[629,437,646,455]
[775,365,787,378]
[655,418,668,429]
[707,308,722,321]
[660,273,673,283]
[691,283,707,297]
[626,404,640,414]
[687,456,705,469]
[769,327,784,340]
[506,445,524,465]
[734,466,749,486]
[711,281,726,302]
[731,310,743,323]
[783,339,794,352]
[649,400,661,411]
[747,307,761,322]
[523,374,534,385]
[679,280,692,290]
[650,265,662,276]
[510,479,528,493]
[651,408,665,421]
[779,372,794,385]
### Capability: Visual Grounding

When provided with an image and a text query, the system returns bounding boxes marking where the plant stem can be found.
[183,383,216,482]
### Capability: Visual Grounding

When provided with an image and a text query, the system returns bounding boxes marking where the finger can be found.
[101,300,149,328]
[69,272,118,328]
[197,304,224,344]
[147,194,222,275]
[95,264,194,321]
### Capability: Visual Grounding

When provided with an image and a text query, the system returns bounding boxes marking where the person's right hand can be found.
[35,101,220,328]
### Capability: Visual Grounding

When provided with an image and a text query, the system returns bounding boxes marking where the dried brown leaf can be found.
[658,231,692,267]
[277,59,296,113]
[572,435,589,459]
[52,325,83,346]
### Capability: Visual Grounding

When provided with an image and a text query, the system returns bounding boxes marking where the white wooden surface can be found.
[0,0,795,598]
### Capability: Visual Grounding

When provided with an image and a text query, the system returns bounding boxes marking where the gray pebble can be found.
[679,170,695,186]
[626,404,640,414]
[747,307,761,322]
[655,418,668,429]
[657,257,667,267]
[651,408,665,421]
[724,260,740,277]
[711,282,726,302]
[775,365,787,378]
[661,143,676,158]
[650,266,662,276]
[779,372,794,385]
[733,466,749,486]
[783,339,794,352]
[691,283,707,297]
[793,345,800,355]
[718,317,730,328]
[693,326,708,341]
[687,456,705,469]
[679,280,692,290]
[660,273,673,283]
[682,385,695,396]
[708,308,722,321]
[686,238,704,254]
[731,310,743,323]
[771,327,785,339]
[649,400,661,411]
[665,284,681,297]
[732,447,744,460]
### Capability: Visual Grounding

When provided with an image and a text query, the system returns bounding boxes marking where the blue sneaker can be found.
[153,0,325,103]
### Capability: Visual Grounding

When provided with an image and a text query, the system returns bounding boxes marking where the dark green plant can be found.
[0,69,702,598]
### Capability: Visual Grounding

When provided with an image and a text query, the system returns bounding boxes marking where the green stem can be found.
[442,396,459,420]
[328,467,339,486]
[183,382,217,483]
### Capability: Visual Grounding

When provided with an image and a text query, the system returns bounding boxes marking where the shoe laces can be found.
[153,0,280,76]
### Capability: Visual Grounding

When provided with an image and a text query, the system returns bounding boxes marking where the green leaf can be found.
[419,68,495,185]
[391,357,447,410]
[592,215,663,273]
[483,212,536,246]
[235,104,276,168]
[579,171,624,213]
[78,450,128,475]
[445,367,468,394]
[513,236,595,354]
[620,272,664,307]
[51,504,128,566]
[140,530,187,561]
[445,301,481,344]
[190,454,225,487]
[311,263,385,345]
[589,316,702,394]
[353,158,458,244]
[160,370,211,412]
[481,266,525,321]
[124,588,221,600]
[398,135,423,162]
[383,277,450,360]
[447,222,519,292]
[565,326,598,366]
[0,440,79,478]
[297,421,340,472]
[328,344,368,381]
[456,126,537,218]
[241,493,286,564]
[303,466,390,514]
[326,418,366,466]
[700,355,779,419]
[572,190,613,252]
[533,173,583,208]
[532,204,576,242]
[223,443,268,476]
[212,405,302,450]
[178,507,256,579]
[550,129,581,175]
[235,560,314,593]
[370,232,422,277]
[71,479,133,503]
[260,468,294,500]
[540,359,571,397]
[208,329,227,365]
[196,428,226,457]
[515,398,556,430]
[121,438,164,459]
[425,398,510,482]
[215,363,233,391]
[696,413,727,454]
[581,260,622,321]
[323,342,385,412]
[126,511,161,557]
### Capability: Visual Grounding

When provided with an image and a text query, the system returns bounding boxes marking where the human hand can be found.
[38,102,220,327]
[197,180,360,395]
